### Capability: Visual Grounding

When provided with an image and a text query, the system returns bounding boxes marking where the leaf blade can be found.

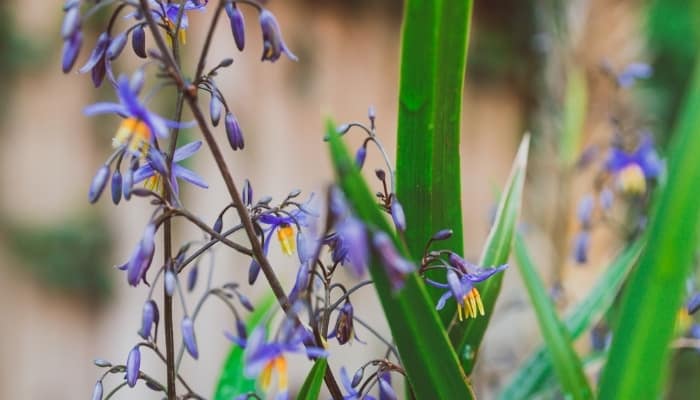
[297,358,328,400]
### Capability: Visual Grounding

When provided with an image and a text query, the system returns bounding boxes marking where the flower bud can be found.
[182,317,199,359]
[79,32,109,74]
[164,269,176,297]
[248,259,261,284]
[355,146,367,169]
[122,166,134,200]
[91,381,103,400]
[259,9,297,62]
[236,319,247,340]
[126,346,141,387]
[431,229,453,241]
[132,25,147,58]
[687,293,700,315]
[111,170,122,205]
[61,6,81,40]
[242,179,253,206]
[225,2,245,51]
[138,300,158,339]
[187,263,198,292]
[390,198,406,232]
[225,112,244,151]
[209,94,222,126]
[93,359,112,368]
[351,367,364,387]
[88,164,110,203]
[106,32,128,60]
[577,195,594,228]
[62,31,83,73]
[573,231,590,264]
[333,301,355,345]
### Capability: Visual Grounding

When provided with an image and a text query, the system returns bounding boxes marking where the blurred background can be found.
[0,0,697,398]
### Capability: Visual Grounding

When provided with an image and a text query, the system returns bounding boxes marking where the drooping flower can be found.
[143,0,208,46]
[259,9,297,62]
[225,2,246,51]
[138,300,159,340]
[429,255,507,321]
[120,223,157,286]
[340,367,376,400]
[133,141,208,196]
[182,316,199,359]
[61,1,82,73]
[372,232,414,291]
[125,346,141,387]
[78,32,113,87]
[605,135,662,195]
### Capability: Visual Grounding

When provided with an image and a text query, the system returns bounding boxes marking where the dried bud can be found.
[106,31,128,60]
[111,170,122,205]
[225,2,245,51]
[259,9,297,62]
[225,112,245,151]
[132,25,147,58]
[181,317,199,359]
[88,164,110,203]
[431,229,453,241]
[355,146,367,169]
[375,169,386,181]
[333,301,355,345]
[242,179,253,206]
[138,300,158,339]
[91,381,103,400]
[390,198,406,232]
[187,264,198,292]
[209,94,222,126]
[126,346,141,387]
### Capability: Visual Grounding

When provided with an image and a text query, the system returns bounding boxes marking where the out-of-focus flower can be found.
[606,135,662,195]
[182,316,199,359]
[125,346,141,387]
[259,9,297,62]
[133,141,208,196]
[390,198,406,232]
[329,217,369,278]
[61,1,82,73]
[138,300,159,339]
[616,62,652,88]
[79,32,112,87]
[372,232,414,291]
[143,0,208,46]
[577,195,594,228]
[572,231,590,264]
[378,372,396,400]
[687,292,700,315]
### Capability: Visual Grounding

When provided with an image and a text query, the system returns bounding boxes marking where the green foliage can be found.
[213,295,275,400]
[3,215,113,301]
[327,120,473,399]
[448,135,530,374]
[297,358,328,400]
[395,0,472,325]
[560,67,587,167]
[598,60,700,399]
[499,240,644,400]
[513,234,592,400]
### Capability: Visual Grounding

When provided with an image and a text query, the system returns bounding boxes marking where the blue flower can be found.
[616,62,652,88]
[259,9,297,62]
[340,367,376,400]
[133,141,208,195]
[605,135,662,195]
[139,0,208,46]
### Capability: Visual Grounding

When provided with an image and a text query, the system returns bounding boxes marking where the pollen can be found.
[165,20,187,46]
[277,224,295,256]
[113,118,151,157]
[144,174,163,195]
[617,164,646,195]
[458,288,486,322]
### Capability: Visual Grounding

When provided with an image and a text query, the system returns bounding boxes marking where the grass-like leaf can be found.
[213,295,275,400]
[396,0,473,325]
[598,61,700,399]
[327,120,474,399]
[448,134,530,373]
[297,358,328,400]
[513,233,593,400]
[498,240,644,400]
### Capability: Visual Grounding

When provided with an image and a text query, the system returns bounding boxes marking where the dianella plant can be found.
[60,0,700,399]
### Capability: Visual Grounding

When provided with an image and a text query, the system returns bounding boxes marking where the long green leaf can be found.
[499,240,644,400]
[297,358,327,400]
[448,134,530,373]
[560,67,588,167]
[396,0,473,325]
[327,120,473,399]
[598,61,700,399]
[213,295,275,400]
[514,233,593,400]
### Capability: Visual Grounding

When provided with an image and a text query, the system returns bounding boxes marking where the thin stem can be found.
[195,0,226,79]
[163,220,176,400]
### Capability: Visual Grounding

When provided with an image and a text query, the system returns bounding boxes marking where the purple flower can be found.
[355,146,367,169]
[145,0,208,46]
[91,381,103,400]
[331,217,369,278]
[378,372,396,400]
[577,194,594,228]
[131,25,147,58]
[430,256,507,320]
[372,232,414,291]
[225,2,246,51]
[138,300,159,339]
[225,112,245,151]
[125,346,141,387]
[259,9,297,62]
[617,62,652,88]
[61,2,82,73]
[573,231,590,264]
[606,135,662,195]
[132,141,208,196]
[340,367,376,400]
[110,170,122,205]
[182,317,199,359]
[88,165,110,204]
[124,223,157,286]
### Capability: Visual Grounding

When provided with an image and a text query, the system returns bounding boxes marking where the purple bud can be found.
[336,124,350,135]
[225,3,245,51]
[248,259,261,284]
[355,146,367,169]
[431,229,453,241]
[687,293,700,315]
[79,32,110,74]
[378,372,397,400]
[93,359,112,368]
[372,232,414,291]
[237,293,254,312]
[390,198,406,232]
[236,319,247,340]
[111,170,122,205]
[125,346,141,387]
[242,179,253,206]
[259,9,297,62]
[209,94,222,126]
[181,317,199,359]
[61,6,81,40]
[351,368,364,387]
[62,31,83,73]
[132,25,147,58]
[88,165,110,203]
[91,381,103,400]
[212,215,223,235]
[122,166,134,200]
[573,231,590,264]
[577,195,594,228]
[225,112,245,151]
[187,264,198,292]
[106,32,128,60]
[164,269,176,297]
[91,58,107,88]
[138,300,158,339]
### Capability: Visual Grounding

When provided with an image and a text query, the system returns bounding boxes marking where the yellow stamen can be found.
[473,288,485,316]
[261,362,273,391]
[275,357,288,392]
[617,164,646,195]
[165,20,187,46]
[457,303,464,322]
[113,118,151,157]
[144,174,164,195]
[277,224,295,256]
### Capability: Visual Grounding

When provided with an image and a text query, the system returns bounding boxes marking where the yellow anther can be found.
[457,303,464,322]
[114,118,152,157]
[165,20,187,47]
[617,164,646,195]
[473,288,485,316]
[277,224,295,256]
[261,362,273,390]
[144,174,163,195]
[275,357,288,392]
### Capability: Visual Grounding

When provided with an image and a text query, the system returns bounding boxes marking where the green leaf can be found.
[326,120,474,399]
[598,61,700,399]
[213,295,275,400]
[297,358,328,400]
[448,134,530,373]
[498,240,644,400]
[513,233,593,400]
[396,0,473,325]
[560,67,588,167]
